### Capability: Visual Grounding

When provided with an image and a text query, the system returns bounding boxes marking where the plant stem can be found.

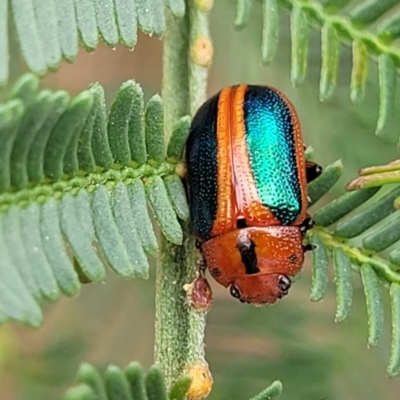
[155,2,212,391]
[162,8,190,136]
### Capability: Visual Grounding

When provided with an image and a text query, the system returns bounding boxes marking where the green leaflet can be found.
[111,183,149,279]
[10,0,47,75]
[307,160,342,206]
[145,94,165,166]
[145,366,167,400]
[64,100,94,176]
[321,0,351,12]
[20,203,60,302]
[335,186,400,238]
[124,362,146,400]
[44,91,93,180]
[376,53,396,137]
[54,0,79,61]
[136,0,153,34]
[168,376,191,400]
[63,385,97,400]
[96,0,119,47]
[77,98,97,173]
[115,0,138,48]
[350,39,368,105]
[60,193,105,282]
[3,207,40,299]
[313,187,380,227]
[150,0,165,37]
[0,100,24,193]
[77,363,108,400]
[145,176,183,245]
[10,90,56,188]
[27,91,70,183]
[40,198,80,296]
[390,247,400,265]
[33,0,62,69]
[74,0,98,51]
[0,213,43,326]
[377,12,400,43]
[128,82,147,166]
[0,0,8,86]
[346,170,400,190]
[290,6,309,86]
[164,175,189,221]
[249,380,283,400]
[261,0,279,65]
[107,81,141,166]
[333,248,353,322]
[388,283,400,376]
[89,83,114,170]
[74,189,96,239]
[8,73,40,108]
[319,23,339,101]
[166,115,191,163]
[126,179,158,255]
[362,212,400,252]
[91,185,135,279]
[350,0,399,26]
[136,0,165,37]
[234,0,252,29]
[309,233,329,302]
[105,365,133,400]
[166,0,185,19]
[361,265,384,348]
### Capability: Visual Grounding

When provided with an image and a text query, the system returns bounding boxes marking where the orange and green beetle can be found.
[186,85,321,305]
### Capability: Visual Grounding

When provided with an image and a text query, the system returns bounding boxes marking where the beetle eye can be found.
[278,275,291,294]
[230,284,241,299]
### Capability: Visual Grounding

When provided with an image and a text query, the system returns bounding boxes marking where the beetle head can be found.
[229,273,292,304]
[201,226,305,305]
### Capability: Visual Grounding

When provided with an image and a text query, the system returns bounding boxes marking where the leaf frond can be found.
[235,0,400,139]
[308,158,400,376]
[0,74,190,326]
[63,362,190,400]
[64,361,282,400]
[0,0,175,87]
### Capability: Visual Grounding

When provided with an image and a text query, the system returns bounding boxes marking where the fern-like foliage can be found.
[2,71,400,381]
[305,153,400,377]
[0,73,190,327]
[235,0,400,138]
[63,362,190,400]
[63,361,282,400]
[0,0,185,87]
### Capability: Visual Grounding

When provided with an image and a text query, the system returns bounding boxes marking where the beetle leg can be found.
[195,239,208,277]
[300,216,314,235]
[196,253,207,277]
[306,161,323,183]
[303,243,316,252]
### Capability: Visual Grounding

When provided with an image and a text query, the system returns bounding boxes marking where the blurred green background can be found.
[2,1,400,399]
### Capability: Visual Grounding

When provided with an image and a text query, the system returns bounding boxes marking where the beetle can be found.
[186,84,322,305]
